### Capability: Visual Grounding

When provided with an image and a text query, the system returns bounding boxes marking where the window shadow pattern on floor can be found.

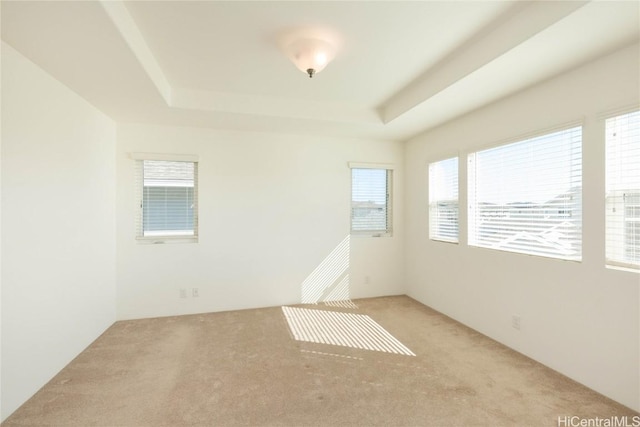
[282,306,415,356]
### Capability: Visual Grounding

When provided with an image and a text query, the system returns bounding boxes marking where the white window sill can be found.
[606,264,639,274]
[136,236,198,245]
[429,238,459,244]
[350,231,393,238]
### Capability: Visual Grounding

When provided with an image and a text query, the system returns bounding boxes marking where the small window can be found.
[429,157,459,243]
[468,126,582,260]
[350,166,393,236]
[606,110,640,270]
[134,157,198,241]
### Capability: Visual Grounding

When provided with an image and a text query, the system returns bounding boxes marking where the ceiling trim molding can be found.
[380,0,589,124]
[100,0,172,105]
[171,88,382,125]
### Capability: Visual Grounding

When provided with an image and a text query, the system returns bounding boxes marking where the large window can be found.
[350,166,393,236]
[429,157,459,242]
[606,110,640,270]
[468,126,582,260]
[134,156,198,241]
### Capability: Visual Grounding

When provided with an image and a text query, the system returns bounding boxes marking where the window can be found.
[468,126,582,260]
[350,165,393,236]
[606,110,640,270]
[133,155,198,241]
[429,157,459,242]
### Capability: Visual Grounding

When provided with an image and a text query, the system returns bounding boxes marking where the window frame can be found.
[131,152,199,244]
[605,109,640,271]
[349,162,394,237]
[467,125,583,261]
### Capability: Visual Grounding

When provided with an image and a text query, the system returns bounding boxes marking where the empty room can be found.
[1,1,639,426]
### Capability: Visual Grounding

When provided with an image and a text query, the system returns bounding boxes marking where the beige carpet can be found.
[3,296,637,426]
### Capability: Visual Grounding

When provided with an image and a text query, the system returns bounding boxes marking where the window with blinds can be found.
[429,157,459,242]
[468,126,582,260]
[351,167,392,235]
[135,159,198,240]
[606,110,640,270]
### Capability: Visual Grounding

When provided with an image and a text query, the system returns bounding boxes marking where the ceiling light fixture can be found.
[287,37,336,78]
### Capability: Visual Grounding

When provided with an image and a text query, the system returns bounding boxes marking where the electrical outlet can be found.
[192,288,199,298]
[511,315,521,331]
[180,288,187,299]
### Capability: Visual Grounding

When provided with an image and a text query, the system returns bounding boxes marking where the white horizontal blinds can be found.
[351,168,392,233]
[468,126,582,260]
[140,160,197,237]
[606,110,640,269]
[429,157,459,242]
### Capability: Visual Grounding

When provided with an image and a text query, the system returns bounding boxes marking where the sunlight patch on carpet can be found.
[282,306,415,356]
[323,299,358,309]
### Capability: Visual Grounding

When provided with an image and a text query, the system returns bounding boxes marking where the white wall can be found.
[116,124,404,320]
[1,43,117,420]
[405,43,640,411]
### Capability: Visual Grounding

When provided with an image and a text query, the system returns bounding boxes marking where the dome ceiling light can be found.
[278,27,341,79]
[287,37,336,78]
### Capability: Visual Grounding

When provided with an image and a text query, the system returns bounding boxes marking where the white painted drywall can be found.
[0,43,117,421]
[405,43,640,411]
[116,124,404,320]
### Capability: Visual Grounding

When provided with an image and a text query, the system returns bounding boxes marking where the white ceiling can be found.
[2,1,639,141]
